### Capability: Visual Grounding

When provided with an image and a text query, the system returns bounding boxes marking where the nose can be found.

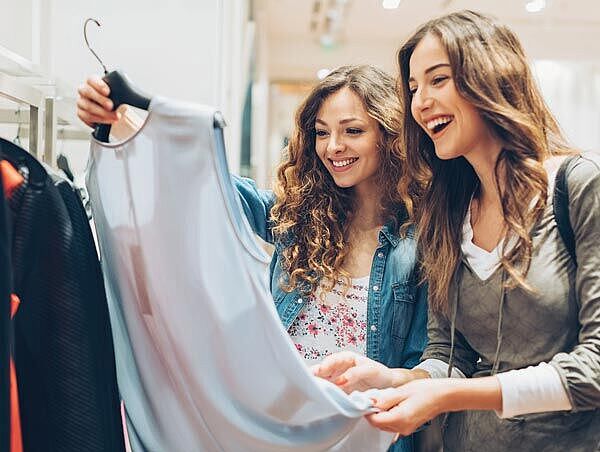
[412,86,433,114]
[327,133,345,154]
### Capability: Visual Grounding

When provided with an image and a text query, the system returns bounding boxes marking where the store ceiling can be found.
[260,0,600,81]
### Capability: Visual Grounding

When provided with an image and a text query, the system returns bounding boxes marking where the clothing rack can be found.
[0,72,88,167]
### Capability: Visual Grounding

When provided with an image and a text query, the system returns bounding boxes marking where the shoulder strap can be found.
[553,155,579,266]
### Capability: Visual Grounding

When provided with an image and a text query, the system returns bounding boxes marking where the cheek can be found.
[410,103,422,130]
[315,141,327,162]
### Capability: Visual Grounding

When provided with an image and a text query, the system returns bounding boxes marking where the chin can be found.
[329,175,355,188]
[333,180,354,189]
[434,147,461,161]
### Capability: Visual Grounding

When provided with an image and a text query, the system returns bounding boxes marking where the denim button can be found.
[377,252,384,258]
[370,324,377,332]
[296,298,303,304]
[373,285,379,292]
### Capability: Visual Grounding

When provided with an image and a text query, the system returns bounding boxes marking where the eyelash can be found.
[346,128,363,135]
[408,75,449,96]
[315,128,364,136]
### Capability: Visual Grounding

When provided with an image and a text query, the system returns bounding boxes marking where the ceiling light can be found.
[382,0,401,9]
[525,0,546,13]
[317,68,331,80]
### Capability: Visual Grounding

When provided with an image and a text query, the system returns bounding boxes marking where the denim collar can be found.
[379,222,400,247]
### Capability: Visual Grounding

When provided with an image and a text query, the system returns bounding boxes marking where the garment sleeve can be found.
[420,300,479,378]
[549,155,600,411]
[399,282,429,369]
[495,362,572,418]
[231,175,276,244]
[414,358,466,379]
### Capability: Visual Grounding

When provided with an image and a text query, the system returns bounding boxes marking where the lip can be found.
[329,157,359,173]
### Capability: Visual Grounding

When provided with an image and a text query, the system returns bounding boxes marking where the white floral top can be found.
[288,276,369,364]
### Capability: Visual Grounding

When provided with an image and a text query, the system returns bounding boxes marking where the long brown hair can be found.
[396,10,574,311]
[270,65,404,295]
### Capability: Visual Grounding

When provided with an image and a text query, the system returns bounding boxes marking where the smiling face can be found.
[314,86,382,191]
[408,33,500,161]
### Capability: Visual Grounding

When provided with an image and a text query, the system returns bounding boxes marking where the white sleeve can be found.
[414,358,466,379]
[495,362,572,418]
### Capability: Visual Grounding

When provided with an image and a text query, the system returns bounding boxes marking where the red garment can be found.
[0,160,23,197]
[9,295,22,452]
[1,160,23,452]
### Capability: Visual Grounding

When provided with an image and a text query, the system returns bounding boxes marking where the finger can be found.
[87,76,111,97]
[336,366,377,392]
[77,108,118,128]
[365,413,398,432]
[77,97,119,124]
[370,387,408,411]
[79,81,113,112]
[367,407,417,437]
[313,352,358,380]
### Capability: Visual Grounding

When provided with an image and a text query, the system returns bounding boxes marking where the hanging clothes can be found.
[0,138,125,452]
[0,160,24,452]
[0,165,11,452]
[86,97,394,452]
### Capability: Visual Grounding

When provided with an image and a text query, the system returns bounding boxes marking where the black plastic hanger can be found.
[56,154,74,182]
[84,18,151,143]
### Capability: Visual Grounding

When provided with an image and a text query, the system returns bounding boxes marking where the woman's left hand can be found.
[366,378,450,436]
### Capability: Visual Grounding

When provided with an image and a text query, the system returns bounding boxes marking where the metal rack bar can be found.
[0,73,44,158]
[44,97,56,165]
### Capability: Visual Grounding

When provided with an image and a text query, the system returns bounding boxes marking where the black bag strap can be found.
[553,155,580,267]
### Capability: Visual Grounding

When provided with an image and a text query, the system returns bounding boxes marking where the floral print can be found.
[289,276,369,364]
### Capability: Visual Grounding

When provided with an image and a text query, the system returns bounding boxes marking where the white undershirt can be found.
[416,190,573,418]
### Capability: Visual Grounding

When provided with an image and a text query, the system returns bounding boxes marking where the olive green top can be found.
[422,153,600,451]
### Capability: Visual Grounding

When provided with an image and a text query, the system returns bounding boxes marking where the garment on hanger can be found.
[0,138,125,452]
[86,97,394,452]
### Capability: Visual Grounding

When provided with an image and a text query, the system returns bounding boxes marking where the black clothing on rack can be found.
[0,137,125,452]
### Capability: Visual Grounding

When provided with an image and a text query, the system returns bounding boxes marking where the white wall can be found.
[1,0,253,178]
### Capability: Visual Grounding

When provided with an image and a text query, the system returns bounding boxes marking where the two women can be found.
[78,9,600,450]
[317,10,600,451]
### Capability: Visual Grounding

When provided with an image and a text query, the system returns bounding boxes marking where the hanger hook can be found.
[84,18,108,73]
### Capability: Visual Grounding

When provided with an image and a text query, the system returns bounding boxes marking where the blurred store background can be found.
[1,0,599,188]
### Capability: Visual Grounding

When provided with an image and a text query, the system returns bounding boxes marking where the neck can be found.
[465,142,504,206]
[351,181,384,230]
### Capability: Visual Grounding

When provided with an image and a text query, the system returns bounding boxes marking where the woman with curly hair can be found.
[77,64,428,452]
[314,10,600,451]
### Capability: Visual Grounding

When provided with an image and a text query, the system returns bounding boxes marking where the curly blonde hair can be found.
[270,65,405,295]
[396,11,575,311]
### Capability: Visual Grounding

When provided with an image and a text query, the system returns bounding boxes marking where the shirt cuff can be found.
[495,362,572,418]
[414,358,466,379]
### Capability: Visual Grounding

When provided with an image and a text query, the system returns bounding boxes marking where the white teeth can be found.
[331,158,358,168]
[426,116,453,131]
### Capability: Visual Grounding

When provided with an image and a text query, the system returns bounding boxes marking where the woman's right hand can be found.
[76,77,121,128]
[311,351,429,394]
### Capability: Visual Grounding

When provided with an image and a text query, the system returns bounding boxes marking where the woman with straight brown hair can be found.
[314,10,600,451]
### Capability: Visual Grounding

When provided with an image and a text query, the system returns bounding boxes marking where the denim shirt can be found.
[234,176,428,452]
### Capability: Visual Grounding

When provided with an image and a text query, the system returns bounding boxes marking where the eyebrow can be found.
[408,63,451,83]
[315,117,363,125]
